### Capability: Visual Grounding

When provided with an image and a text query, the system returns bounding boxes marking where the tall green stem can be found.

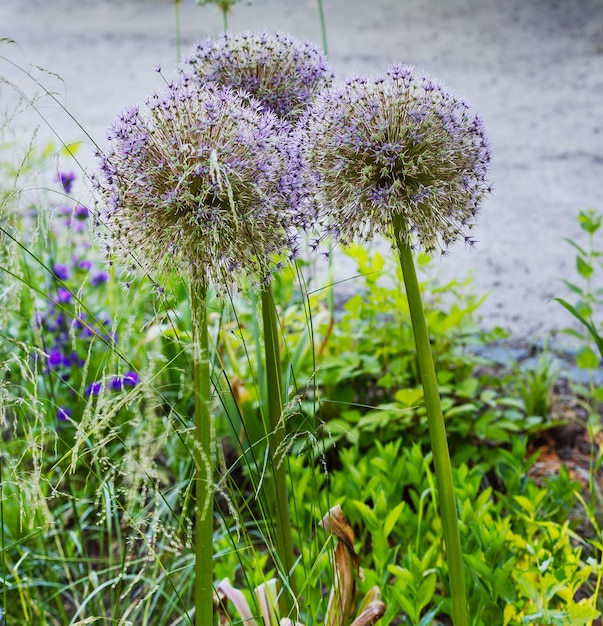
[190,275,214,626]
[392,215,469,626]
[260,283,295,618]
[316,0,329,56]
[174,0,182,62]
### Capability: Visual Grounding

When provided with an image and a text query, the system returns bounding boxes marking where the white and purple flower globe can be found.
[302,64,492,253]
[93,81,304,291]
[181,31,333,121]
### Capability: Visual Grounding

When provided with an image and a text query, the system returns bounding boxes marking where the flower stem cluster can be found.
[302,64,491,252]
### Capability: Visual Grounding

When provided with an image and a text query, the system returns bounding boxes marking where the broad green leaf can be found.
[416,572,436,613]
[576,345,599,369]
[576,254,593,278]
[395,387,424,406]
[384,501,405,538]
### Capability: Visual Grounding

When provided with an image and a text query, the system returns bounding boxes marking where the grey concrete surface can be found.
[1,0,603,339]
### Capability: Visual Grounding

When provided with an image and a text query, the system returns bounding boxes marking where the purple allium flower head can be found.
[93,82,303,291]
[302,64,492,252]
[53,264,70,281]
[56,171,76,194]
[181,31,333,121]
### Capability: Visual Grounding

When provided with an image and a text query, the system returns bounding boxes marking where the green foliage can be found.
[309,245,551,464]
[556,209,603,380]
[1,121,602,624]
[287,435,601,625]
[513,350,560,419]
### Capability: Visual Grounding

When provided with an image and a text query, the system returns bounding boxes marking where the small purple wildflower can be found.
[78,259,93,271]
[181,31,333,121]
[56,171,76,194]
[75,205,89,220]
[57,407,72,422]
[48,349,63,369]
[86,381,102,397]
[56,287,72,303]
[110,370,140,391]
[302,64,491,252]
[91,271,109,286]
[53,264,70,281]
[123,371,140,386]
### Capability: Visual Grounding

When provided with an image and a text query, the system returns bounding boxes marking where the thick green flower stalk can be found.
[180,32,332,618]
[303,64,491,626]
[93,80,302,625]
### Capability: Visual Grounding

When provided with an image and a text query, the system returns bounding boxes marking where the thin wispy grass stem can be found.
[190,275,214,626]
[260,282,295,618]
[316,0,329,56]
[174,0,182,62]
[392,214,469,626]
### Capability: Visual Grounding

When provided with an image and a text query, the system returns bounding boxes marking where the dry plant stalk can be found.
[214,504,385,625]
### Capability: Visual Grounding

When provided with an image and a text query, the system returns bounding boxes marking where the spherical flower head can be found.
[302,64,491,252]
[181,31,333,121]
[93,82,302,291]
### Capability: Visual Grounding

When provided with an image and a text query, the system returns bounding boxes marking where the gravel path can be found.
[2,0,603,340]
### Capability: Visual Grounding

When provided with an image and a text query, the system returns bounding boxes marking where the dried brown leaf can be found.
[321,505,359,626]
[350,586,386,626]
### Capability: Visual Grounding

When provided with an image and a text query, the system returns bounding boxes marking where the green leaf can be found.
[576,345,599,369]
[555,297,603,359]
[352,500,380,533]
[513,495,535,514]
[576,255,593,279]
[395,387,424,406]
[593,386,603,402]
[384,501,406,538]
[565,601,601,625]
[416,572,437,614]
[578,209,602,234]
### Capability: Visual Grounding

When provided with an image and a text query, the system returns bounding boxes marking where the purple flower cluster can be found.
[181,31,333,121]
[302,64,491,252]
[42,171,138,423]
[86,370,140,397]
[59,203,90,233]
[94,31,491,299]
[38,282,113,375]
[56,170,76,194]
[93,81,306,291]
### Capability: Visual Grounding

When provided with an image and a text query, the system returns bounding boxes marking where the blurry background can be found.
[1,0,603,338]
